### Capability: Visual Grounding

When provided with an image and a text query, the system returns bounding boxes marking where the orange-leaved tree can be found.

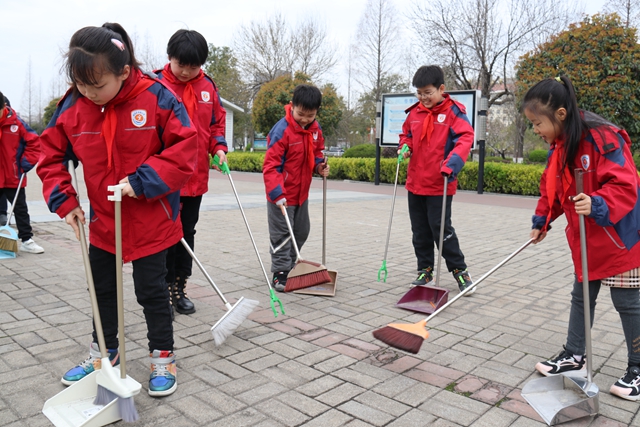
[516,14,640,150]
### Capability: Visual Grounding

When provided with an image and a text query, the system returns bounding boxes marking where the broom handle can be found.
[435,175,448,286]
[424,239,534,322]
[575,168,594,385]
[69,161,108,360]
[180,238,232,309]
[6,172,26,223]
[280,204,303,261]
[225,172,273,287]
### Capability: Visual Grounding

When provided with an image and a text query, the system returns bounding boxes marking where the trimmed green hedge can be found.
[226,152,544,196]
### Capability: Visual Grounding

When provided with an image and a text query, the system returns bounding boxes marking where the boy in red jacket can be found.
[0,91,44,254]
[156,29,228,315]
[263,84,329,292]
[399,66,474,294]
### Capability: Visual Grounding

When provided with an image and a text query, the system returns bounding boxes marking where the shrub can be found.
[528,149,548,163]
[343,144,376,158]
[484,156,513,164]
[633,152,640,171]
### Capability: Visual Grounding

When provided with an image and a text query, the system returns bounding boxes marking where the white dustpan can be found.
[42,371,120,427]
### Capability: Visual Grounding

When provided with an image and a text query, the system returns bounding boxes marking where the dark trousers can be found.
[90,245,173,352]
[165,195,202,283]
[267,201,310,273]
[566,278,640,366]
[0,187,33,242]
[0,192,6,215]
[407,191,466,272]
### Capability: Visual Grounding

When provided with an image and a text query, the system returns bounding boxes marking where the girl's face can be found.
[524,107,566,144]
[169,58,201,83]
[76,66,130,106]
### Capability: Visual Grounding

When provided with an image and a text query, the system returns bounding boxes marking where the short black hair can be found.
[0,90,4,107]
[167,29,208,66]
[412,65,445,88]
[291,84,322,111]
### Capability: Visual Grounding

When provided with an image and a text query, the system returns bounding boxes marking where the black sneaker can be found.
[452,269,475,296]
[272,272,288,292]
[610,365,640,401]
[535,346,587,377]
[411,267,433,287]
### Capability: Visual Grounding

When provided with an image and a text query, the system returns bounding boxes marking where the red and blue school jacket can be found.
[263,104,325,206]
[37,68,198,262]
[399,93,474,196]
[0,106,39,187]
[532,115,640,281]
[156,64,227,197]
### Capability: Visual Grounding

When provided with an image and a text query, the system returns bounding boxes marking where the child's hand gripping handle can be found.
[397,144,409,164]
[212,154,231,175]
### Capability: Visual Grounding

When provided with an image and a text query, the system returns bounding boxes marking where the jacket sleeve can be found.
[263,124,287,203]
[587,128,638,227]
[441,107,474,178]
[127,88,197,201]
[37,96,80,219]
[399,113,413,151]
[532,149,563,230]
[17,117,40,174]
[208,81,228,155]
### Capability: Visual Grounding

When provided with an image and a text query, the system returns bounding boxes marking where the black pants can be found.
[165,195,202,283]
[90,245,173,352]
[0,192,6,215]
[407,191,466,272]
[0,187,33,242]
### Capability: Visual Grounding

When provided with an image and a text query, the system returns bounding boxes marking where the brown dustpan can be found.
[396,285,449,314]
[294,173,337,296]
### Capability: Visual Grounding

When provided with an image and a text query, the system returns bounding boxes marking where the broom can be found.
[279,203,331,291]
[0,173,25,254]
[179,238,258,346]
[212,154,284,317]
[373,239,534,354]
[68,162,139,421]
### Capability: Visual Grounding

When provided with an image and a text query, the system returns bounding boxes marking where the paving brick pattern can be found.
[1,170,638,426]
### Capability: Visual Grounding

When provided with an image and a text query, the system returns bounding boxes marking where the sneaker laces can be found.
[151,362,171,378]
[620,366,640,384]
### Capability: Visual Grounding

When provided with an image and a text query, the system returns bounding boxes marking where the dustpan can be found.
[42,371,122,427]
[522,169,599,425]
[0,173,26,259]
[294,173,337,296]
[396,285,449,314]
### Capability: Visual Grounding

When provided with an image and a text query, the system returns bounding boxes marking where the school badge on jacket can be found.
[131,109,147,127]
[10,125,18,133]
[201,91,210,102]
[581,154,590,170]
[313,132,318,142]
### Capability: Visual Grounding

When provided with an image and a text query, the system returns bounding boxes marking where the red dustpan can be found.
[396,285,449,314]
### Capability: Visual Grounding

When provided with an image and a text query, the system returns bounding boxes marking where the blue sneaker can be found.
[149,350,177,397]
[61,342,119,385]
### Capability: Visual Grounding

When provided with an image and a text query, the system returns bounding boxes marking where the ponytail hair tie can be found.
[111,38,125,51]
[555,76,564,85]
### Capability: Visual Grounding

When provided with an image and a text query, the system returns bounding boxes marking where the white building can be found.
[220,98,244,152]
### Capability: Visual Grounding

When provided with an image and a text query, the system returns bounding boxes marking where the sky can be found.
[1,0,608,118]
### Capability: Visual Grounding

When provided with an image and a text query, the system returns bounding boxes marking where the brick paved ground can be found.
[1,169,639,426]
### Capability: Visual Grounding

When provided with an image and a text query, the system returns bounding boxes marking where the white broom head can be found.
[211,297,259,346]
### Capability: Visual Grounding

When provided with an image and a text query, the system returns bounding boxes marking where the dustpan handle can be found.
[322,174,326,266]
[424,239,534,322]
[280,204,302,261]
[435,175,448,286]
[69,161,108,360]
[575,168,594,384]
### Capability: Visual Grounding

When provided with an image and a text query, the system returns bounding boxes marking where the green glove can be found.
[397,144,409,164]
[212,154,230,175]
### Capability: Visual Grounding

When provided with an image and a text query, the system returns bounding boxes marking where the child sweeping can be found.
[37,22,197,397]
[525,75,640,401]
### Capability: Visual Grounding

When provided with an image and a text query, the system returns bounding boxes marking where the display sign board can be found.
[379,90,480,148]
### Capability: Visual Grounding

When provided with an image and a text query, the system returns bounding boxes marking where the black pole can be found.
[374,99,382,185]
[477,97,488,194]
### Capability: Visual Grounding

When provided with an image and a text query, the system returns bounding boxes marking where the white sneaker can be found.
[20,238,44,254]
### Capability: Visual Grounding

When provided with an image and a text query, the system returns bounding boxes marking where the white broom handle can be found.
[424,239,534,322]
[6,172,26,222]
[180,238,232,310]
[280,203,302,261]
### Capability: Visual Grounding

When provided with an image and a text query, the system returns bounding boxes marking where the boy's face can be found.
[291,104,318,129]
[416,84,445,109]
[169,57,201,83]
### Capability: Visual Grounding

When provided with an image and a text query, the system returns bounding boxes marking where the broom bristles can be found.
[211,297,259,346]
[93,384,118,406]
[285,268,332,292]
[0,235,18,253]
[372,320,429,354]
[118,395,139,422]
